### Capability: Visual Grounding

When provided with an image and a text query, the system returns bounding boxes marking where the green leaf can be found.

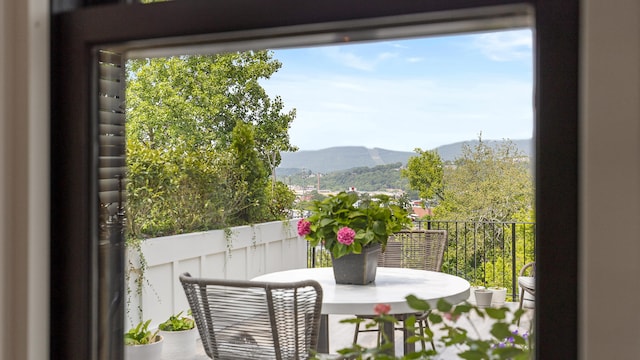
[406,294,431,312]
[436,298,453,312]
[458,349,490,360]
[489,322,512,340]
[485,307,508,320]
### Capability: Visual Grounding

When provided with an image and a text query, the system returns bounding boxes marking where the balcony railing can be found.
[307,220,536,302]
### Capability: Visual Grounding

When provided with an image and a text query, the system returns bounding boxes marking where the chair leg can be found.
[416,315,435,351]
[417,318,426,351]
[423,319,435,350]
[517,288,525,326]
[353,322,360,344]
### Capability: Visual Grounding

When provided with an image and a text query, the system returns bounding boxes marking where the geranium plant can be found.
[298,191,411,259]
[327,297,533,360]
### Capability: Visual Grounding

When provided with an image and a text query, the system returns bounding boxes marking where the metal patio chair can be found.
[353,229,448,353]
[517,262,535,324]
[180,272,323,360]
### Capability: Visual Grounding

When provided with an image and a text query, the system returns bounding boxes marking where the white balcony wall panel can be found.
[127,220,305,328]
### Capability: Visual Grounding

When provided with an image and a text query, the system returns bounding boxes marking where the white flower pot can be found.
[160,328,198,360]
[489,287,507,306]
[125,335,164,360]
[467,286,485,304]
[474,289,493,308]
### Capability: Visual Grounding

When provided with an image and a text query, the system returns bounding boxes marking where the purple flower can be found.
[337,227,356,245]
[297,219,311,236]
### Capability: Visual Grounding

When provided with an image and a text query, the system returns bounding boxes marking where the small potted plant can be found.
[158,311,197,359]
[297,191,411,284]
[124,319,164,360]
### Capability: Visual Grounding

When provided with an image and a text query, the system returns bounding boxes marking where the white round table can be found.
[253,267,470,354]
[254,267,469,315]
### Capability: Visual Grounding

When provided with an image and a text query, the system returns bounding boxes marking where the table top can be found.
[252,267,470,315]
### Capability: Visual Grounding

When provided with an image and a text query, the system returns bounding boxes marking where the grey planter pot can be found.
[331,244,381,285]
[474,289,494,308]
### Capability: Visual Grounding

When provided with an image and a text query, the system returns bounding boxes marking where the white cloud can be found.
[318,47,398,71]
[327,48,374,71]
[473,29,532,62]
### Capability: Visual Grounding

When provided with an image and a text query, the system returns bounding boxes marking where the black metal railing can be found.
[307,220,536,302]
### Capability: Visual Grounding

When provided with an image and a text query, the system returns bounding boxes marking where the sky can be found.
[260,28,533,152]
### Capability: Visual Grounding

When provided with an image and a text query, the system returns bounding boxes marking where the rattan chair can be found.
[180,272,323,360]
[517,262,535,320]
[353,230,448,353]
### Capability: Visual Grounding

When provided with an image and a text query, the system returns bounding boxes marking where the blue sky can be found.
[260,28,533,152]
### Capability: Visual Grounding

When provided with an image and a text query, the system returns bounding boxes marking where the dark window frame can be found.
[51,0,578,359]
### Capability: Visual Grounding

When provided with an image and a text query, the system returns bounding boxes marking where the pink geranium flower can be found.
[374,303,391,315]
[297,219,311,236]
[337,227,356,245]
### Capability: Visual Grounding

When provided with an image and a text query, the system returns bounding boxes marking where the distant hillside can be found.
[277,139,532,174]
[278,146,412,174]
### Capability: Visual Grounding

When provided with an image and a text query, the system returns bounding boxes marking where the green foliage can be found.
[126,52,296,164]
[301,192,411,259]
[125,138,249,237]
[266,179,297,219]
[323,163,410,192]
[230,121,269,223]
[319,298,533,359]
[126,51,297,237]
[124,319,161,346]
[434,137,533,223]
[158,311,195,332]
[401,149,444,202]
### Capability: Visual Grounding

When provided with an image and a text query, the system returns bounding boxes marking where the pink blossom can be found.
[374,303,391,315]
[336,227,356,245]
[297,219,311,236]
[443,312,460,322]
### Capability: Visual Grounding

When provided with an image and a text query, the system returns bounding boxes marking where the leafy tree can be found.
[126,51,297,235]
[126,52,297,170]
[125,139,245,237]
[435,137,533,223]
[401,149,444,203]
[265,179,297,220]
[431,137,534,292]
[229,121,268,223]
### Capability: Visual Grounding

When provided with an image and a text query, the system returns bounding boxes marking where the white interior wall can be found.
[0,0,49,359]
[581,0,640,358]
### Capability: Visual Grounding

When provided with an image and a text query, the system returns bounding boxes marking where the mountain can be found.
[277,139,532,174]
[278,146,412,175]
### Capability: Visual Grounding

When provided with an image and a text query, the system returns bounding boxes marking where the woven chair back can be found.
[180,273,323,360]
[378,230,448,272]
